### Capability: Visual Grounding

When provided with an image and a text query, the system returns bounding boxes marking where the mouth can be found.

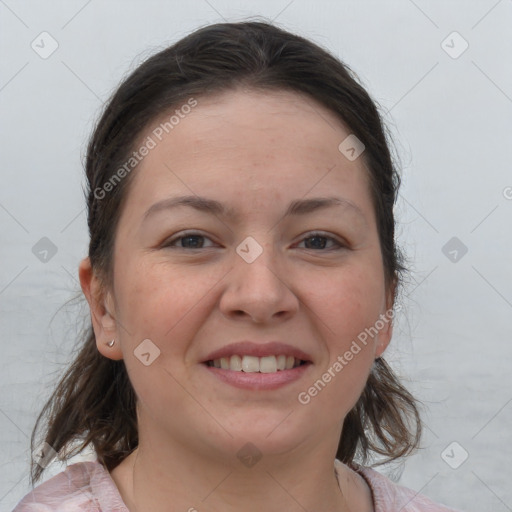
[205,354,310,373]
[201,341,313,390]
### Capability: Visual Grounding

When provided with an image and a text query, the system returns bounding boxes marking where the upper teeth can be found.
[209,355,301,373]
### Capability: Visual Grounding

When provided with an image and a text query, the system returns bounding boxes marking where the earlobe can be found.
[375,281,396,358]
[78,257,123,361]
[375,320,393,358]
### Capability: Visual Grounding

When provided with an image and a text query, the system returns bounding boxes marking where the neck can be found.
[112,441,361,512]
[109,412,374,512]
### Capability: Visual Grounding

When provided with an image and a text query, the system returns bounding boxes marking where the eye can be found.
[296,232,346,251]
[162,231,346,251]
[162,231,216,249]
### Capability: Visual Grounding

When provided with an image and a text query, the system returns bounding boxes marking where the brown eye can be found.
[163,231,216,249]
[297,232,345,251]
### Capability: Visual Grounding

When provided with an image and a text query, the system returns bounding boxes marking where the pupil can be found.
[183,235,202,248]
[305,236,326,249]
[181,235,327,249]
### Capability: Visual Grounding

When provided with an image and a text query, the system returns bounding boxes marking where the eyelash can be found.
[162,231,346,251]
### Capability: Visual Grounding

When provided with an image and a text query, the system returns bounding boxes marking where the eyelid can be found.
[162,230,347,250]
[163,230,218,248]
[294,231,347,249]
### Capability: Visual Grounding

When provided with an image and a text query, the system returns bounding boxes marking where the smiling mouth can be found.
[205,355,310,373]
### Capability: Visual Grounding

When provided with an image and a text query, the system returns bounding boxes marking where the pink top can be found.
[12,459,462,512]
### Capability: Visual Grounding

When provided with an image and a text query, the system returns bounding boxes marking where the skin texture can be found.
[79,88,395,512]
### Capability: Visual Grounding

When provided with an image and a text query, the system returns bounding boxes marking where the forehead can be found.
[136,87,353,163]
[122,87,373,223]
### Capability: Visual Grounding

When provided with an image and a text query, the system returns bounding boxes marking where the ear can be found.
[374,276,397,358]
[78,257,123,361]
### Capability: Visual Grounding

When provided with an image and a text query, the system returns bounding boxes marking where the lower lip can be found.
[202,363,312,390]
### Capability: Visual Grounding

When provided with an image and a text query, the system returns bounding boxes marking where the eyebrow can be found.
[142,194,366,224]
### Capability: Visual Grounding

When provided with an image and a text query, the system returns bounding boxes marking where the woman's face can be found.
[87,88,394,461]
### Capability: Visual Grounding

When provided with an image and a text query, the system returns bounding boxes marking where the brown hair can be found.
[30,19,421,485]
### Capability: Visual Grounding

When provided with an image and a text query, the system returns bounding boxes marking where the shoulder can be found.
[12,460,128,512]
[337,460,464,512]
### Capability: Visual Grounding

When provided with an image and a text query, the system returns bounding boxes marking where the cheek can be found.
[300,263,385,411]
[312,262,386,349]
[114,257,222,353]
[114,260,210,412]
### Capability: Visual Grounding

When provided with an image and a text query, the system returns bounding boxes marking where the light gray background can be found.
[1,1,511,511]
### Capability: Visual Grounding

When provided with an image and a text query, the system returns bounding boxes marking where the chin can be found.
[216,416,312,457]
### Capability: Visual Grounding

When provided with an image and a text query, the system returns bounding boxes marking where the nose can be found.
[219,240,300,324]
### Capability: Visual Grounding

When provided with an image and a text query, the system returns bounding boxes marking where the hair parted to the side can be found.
[30,19,422,486]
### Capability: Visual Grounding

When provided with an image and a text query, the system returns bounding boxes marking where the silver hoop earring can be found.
[107,339,115,347]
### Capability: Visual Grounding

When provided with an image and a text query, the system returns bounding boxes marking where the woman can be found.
[13,20,462,512]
